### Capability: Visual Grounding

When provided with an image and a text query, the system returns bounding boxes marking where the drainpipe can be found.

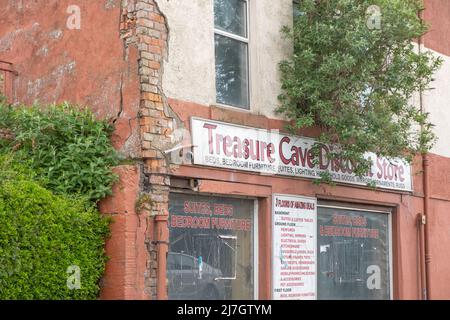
[418,9,431,300]
[422,153,431,300]
[154,214,169,300]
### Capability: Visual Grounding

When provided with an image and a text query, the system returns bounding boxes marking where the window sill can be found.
[210,102,252,113]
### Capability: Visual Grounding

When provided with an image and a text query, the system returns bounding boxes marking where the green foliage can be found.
[279,0,442,177]
[0,157,110,299]
[0,100,116,299]
[0,101,119,202]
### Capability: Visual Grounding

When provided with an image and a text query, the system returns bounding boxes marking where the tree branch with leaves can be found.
[278,0,442,181]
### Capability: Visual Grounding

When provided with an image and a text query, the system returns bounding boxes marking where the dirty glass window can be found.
[317,207,391,300]
[168,193,254,300]
[214,0,249,109]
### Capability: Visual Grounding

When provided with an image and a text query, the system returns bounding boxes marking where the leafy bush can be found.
[279,0,442,177]
[0,156,110,299]
[0,101,119,202]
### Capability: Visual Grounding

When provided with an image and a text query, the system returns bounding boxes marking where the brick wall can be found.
[100,0,175,300]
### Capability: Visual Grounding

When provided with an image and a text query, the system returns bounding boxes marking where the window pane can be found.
[317,207,390,300]
[180,255,196,270]
[215,34,249,109]
[214,0,247,37]
[168,193,254,300]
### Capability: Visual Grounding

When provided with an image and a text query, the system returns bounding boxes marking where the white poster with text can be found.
[272,194,317,300]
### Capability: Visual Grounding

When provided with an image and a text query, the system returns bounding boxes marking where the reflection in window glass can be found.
[168,193,254,300]
[214,0,249,109]
[317,207,390,300]
[215,34,249,109]
[214,0,247,37]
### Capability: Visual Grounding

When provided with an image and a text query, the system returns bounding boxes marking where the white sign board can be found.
[191,118,412,192]
[272,194,317,300]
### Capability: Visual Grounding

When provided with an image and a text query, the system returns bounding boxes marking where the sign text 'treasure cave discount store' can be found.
[191,118,412,191]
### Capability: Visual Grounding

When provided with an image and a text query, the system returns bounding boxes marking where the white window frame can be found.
[213,0,251,110]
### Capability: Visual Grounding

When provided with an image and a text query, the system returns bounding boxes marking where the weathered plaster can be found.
[0,0,142,158]
[422,48,450,158]
[159,0,293,119]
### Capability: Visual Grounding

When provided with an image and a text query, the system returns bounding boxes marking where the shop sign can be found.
[272,195,317,300]
[191,118,412,192]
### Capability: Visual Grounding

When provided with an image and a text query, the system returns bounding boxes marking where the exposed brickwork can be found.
[119,0,174,300]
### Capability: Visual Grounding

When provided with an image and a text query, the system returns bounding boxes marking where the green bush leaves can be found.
[0,100,117,299]
[0,157,110,299]
[0,102,119,202]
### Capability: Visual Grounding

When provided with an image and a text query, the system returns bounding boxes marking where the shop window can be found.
[168,193,255,300]
[317,205,391,300]
[214,0,250,109]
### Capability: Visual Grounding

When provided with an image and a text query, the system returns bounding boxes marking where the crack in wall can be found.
[114,0,175,300]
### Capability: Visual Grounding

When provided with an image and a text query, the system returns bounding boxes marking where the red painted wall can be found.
[2,0,450,300]
[0,0,141,156]
[99,165,150,300]
[0,0,146,299]
[423,0,450,57]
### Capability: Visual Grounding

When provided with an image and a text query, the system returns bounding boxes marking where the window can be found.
[0,60,17,102]
[317,205,391,300]
[180,254,196,270]
[167,193,255,300]
[214,0,249,109]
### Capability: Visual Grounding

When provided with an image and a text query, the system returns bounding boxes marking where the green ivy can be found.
[279,0,442,178]
[0,101,119,202]
[0,156,110,300]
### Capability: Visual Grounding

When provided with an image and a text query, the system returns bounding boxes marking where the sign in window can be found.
[272,195,317,300]
[317,206,391,300]
[168,193,255,300]
[272,196,392,300]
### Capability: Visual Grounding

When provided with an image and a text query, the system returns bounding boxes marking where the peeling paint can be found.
[0,22,40,52]
[26,61,76,102]
[105,0,117,10]
[0,28,23,52]
[48,29,63,40]
[36,45,49,56]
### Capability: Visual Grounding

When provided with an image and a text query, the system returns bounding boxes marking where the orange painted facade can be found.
[1,0,450,300]
[165,97,449,300]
